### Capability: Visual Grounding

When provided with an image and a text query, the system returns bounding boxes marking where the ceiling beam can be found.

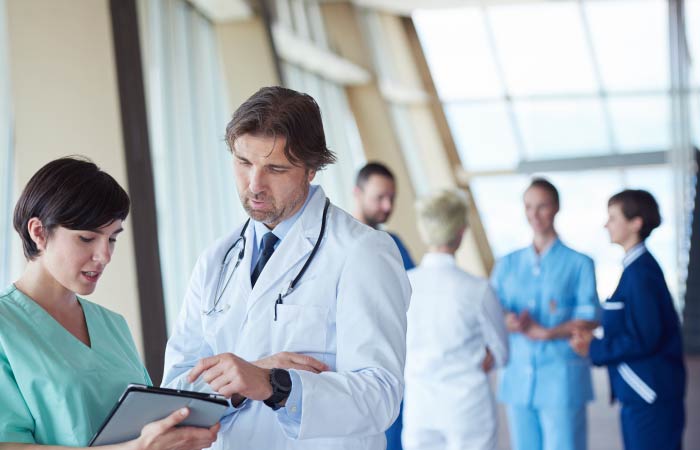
[272,23,372,86]
[186,0,252,22]
[516,151,669,173]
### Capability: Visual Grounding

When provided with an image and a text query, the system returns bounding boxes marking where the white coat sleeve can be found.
[162,253,215,392]
[292,232,410,439]
[479,284,509,368]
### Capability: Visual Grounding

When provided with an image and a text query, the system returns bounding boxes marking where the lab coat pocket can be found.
[272,304,329,354]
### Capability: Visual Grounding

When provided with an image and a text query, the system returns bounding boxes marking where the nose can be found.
[248,167,265,194]
[92,240,112,265]
[381,198,393,213]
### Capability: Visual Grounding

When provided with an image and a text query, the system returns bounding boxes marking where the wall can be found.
[6,0,144,354]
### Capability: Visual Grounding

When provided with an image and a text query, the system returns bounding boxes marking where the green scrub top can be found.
[0,285,151,445]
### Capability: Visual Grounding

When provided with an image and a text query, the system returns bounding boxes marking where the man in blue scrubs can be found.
[353,162,415,271]
[491,178,599,450]
[353,162,414,450]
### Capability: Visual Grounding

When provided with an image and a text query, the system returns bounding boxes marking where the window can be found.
[415,0,696,304]
[138,0,244,329]
[275,0,366,208]
[414,0,686,167]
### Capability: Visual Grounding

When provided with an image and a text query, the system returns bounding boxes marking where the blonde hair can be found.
[415,189,469,248]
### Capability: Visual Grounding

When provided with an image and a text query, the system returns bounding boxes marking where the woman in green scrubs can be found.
[0,157,218,450]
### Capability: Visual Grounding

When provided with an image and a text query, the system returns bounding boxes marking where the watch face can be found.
[272,369,292,391]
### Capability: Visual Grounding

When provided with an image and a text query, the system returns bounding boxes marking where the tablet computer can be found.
[89,384,228,446]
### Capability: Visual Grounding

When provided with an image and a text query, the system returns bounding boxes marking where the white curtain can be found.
[138,0,245,330]
[276,0,366,209]
[0,0,18,288]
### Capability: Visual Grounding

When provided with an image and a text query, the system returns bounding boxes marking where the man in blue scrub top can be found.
[491,178,599,450]
[353,162,414,450]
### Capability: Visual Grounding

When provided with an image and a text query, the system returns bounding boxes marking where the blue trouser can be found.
[507,405,586,450]
[386,401,403,450]
[620,400,684,450]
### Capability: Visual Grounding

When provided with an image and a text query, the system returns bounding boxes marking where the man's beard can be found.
[362,208,389,229]
[241,184,309,227]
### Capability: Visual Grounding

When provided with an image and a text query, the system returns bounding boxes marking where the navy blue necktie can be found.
[251,232,279,287]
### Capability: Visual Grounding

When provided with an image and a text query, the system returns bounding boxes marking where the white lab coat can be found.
[403,253,508,450]
[163,187,411,450]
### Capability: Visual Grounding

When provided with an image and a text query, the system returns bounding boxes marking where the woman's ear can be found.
[631,216,644,234]
[27,217,47,252]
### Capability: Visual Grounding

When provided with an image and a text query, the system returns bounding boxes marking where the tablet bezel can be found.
[88,384,228,446]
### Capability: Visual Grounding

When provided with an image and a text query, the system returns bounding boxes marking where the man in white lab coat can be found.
[162,86,411,449]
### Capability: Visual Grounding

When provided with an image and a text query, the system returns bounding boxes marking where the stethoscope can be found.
[203,198,331,317]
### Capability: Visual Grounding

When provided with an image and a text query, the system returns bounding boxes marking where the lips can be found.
[248,197,270,210]
[81,271,101,283]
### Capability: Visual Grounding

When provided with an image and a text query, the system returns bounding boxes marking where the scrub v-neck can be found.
[12,284,96,352]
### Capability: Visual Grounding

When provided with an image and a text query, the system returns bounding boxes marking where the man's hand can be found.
[253,352,329,373]
[524,321,551,341]
[570,319,599,332]
[505,310,534,333]
[188,353,272,401]
[570,328,594,357]
[481,347,495,372]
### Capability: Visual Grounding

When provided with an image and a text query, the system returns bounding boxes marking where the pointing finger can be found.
[189,356,220,382]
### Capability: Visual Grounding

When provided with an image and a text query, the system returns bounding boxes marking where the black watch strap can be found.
[264,368,292,410]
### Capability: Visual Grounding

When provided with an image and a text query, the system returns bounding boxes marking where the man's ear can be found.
[27,217,47,252]
[306,168,317,183]
[353,186,361,199]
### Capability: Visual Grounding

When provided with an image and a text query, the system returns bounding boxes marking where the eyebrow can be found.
[267,163,292,170]
[87,227,124,235]
[235,153,292,170]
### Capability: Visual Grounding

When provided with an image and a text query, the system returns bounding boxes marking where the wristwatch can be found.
[264,368,292,410]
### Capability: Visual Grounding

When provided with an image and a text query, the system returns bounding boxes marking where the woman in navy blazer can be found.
[570,189,685,450]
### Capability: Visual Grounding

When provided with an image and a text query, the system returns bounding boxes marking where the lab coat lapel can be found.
[245,188,326,313]
[239,221,255,295]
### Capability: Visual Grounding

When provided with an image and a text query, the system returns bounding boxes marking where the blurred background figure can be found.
[490,178,599,450]
[353,162,415,270]
[571,190,686,450]
[403,189,508,450]
[352,162,413,450]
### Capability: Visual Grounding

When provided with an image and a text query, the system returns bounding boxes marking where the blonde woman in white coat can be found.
[402,190,509,450]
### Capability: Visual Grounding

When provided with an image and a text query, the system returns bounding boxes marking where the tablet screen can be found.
[89,384,228,446]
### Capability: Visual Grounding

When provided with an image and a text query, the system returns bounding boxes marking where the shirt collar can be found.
[529,236,560,262]
[623,242,646,268]
[253,185,318,249]
[420,252,456,267]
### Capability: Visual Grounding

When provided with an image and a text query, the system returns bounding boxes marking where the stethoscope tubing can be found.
[203,198,330,315]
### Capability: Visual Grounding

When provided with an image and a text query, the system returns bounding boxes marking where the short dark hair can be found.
[13,156,130,260]
[527,177,559,208]
[225,86,336,171]
[355,162,395,188]
[608,189,661,240]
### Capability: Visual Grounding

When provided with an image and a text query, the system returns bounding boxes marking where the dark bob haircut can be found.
[225,86,336,171]
[13,156,130,260]
[355,162,395,188]
[526,177,560,209]
[608,189,661,241]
